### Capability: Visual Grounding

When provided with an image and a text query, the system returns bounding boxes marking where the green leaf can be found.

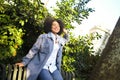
[19,20,24,26]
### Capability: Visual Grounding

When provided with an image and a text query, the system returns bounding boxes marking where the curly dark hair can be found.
[44,17,64,35]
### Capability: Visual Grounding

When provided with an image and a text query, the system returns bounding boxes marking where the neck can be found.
[52,32,57,36]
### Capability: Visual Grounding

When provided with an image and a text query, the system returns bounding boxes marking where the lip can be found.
[54,28,59,30]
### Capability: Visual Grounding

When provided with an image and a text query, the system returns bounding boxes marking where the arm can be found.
[63,28,69,42]
[60,28,69,46]
[63,28,69,41]
[16,34,43,67]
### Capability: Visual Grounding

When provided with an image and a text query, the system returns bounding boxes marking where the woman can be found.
[16,17,69,80]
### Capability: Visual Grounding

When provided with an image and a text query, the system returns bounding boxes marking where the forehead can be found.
[52,21,59,24]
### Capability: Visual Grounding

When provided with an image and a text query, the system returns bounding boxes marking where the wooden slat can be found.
[18,66,22,80]
[22,67,27,80]
[61,69,75,80]
[61,69,65,79]
[68,72,72,80]
[65,71,69,80]
[71,71,75,80]
[12,65,18,80]
[7,64,12,80]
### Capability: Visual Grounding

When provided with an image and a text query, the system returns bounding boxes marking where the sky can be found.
[42,0,120,36]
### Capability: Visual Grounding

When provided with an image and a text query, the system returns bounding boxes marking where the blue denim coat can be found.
[22,32,69,80]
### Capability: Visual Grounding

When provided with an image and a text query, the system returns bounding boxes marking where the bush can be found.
[62,33,101,79]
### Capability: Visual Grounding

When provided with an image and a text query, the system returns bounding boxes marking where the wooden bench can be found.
[0,64,75,80]
[6,64,27,80]
[61,69,75,80]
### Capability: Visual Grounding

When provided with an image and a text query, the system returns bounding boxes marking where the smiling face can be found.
[51,21,60,34]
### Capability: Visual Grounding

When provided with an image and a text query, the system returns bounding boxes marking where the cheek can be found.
[57,25,60,29]
[51,26,54,30]
[57,27,60,30]
[52,26,60,30]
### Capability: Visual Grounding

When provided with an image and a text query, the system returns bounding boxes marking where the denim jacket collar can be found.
[47,32,60,40]
[47,32,64,45]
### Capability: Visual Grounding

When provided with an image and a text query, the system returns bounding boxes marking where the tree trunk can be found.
[89,17,120,80]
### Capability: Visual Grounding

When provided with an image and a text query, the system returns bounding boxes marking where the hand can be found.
[15,62,24,67]
[63,28,68,34]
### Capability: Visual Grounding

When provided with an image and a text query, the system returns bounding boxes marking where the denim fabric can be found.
[22,32,69,80]
[37,69,63,80]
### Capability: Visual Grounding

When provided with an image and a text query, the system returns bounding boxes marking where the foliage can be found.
[0,25,23,59]
[54,0,94,29]
[0,0,100,79]
[62,32,101,79]
[0,1,24,59]
[11,0,49,54]
[0,0,49,61]
[0,0,94,62]
[0,1,98,79]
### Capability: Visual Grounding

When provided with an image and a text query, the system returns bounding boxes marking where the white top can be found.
[43,32,59,73]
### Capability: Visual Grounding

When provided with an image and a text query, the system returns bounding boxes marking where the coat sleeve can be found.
[22,34,43,66]
[63,33,69,42]
[60,33,69,46]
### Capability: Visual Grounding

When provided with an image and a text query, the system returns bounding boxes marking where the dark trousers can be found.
[37,69,63,80]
